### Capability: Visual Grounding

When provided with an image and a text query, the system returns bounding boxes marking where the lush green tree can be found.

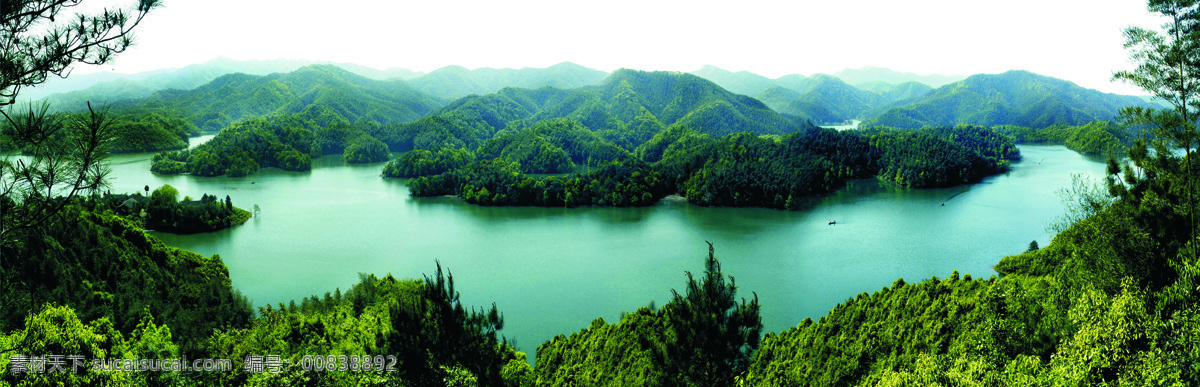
[476,128,577,174]
[342,134,390,164]
[386,263,513,386]
[1113,0,1200,278]
[0,0,161,106]
[1,103,117,258]
[662,242,762,386]
[123,187,250,233]
[1,304,135,386]
[382,147,473,178]
[533,243,760,387]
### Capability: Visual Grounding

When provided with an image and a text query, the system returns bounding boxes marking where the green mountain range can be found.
[689,66,938,125]
[861,70,1154,128]
[25,59,1157,135]
[856,81,936,103]
[122,65,445,131]
[396,68,812,153]
[688,65,784,96]
[756,74,889,124]
[27,57,426,110]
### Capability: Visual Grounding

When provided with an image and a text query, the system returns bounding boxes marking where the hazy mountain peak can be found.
[834,66,965,88]
[547,61,588,70]
[695,64,728,73]
[429,65,472,74]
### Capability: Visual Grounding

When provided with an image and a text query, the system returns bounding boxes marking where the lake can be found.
[819,120,862,131]
[95,143,1105,358]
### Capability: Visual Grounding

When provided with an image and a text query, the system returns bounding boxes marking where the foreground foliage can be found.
[0,199,253,354]
[533,242,762,387]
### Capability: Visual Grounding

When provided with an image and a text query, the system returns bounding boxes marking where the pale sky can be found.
[77,0,1163,95]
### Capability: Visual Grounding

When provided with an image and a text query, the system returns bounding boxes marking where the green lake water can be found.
[95,143,1105,358]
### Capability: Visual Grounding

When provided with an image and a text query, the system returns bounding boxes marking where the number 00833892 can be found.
[298,355,397,372]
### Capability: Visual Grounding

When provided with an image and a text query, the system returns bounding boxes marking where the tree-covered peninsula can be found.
[397,123,1020,210]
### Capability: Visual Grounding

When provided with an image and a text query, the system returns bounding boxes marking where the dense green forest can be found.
[381,147,473,178]
[403,123,1020,210]
[115,64,445,131]
[995,120,1135,155]
[150,113,402,176]
[100,185,252,234]
[861,125,1020,188]
[407,158,671,207]
[0,198,255,357]
[151,115,319,176]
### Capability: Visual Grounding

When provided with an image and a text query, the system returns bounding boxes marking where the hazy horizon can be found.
[65,0,1162,95]
[41,56,1155,98]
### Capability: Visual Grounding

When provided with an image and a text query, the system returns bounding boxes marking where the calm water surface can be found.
[98,142,1104,357]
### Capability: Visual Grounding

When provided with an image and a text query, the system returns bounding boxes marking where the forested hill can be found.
[394,69,814,152]
[407,62,610,99]
[27,57,426,110]
[756,74,889,125]
[688,65,783,96]
[861,70,1155,129]
[688,66,1152,128]
[861,81,936,103]
[118,64,446,131]
[690,66,931,126]
[579,69,806,136]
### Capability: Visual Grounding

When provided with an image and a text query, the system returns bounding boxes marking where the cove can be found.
[97,144,1105,358]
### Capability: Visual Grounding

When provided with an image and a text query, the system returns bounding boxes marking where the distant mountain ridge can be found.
[834,66,965,88]
[688,65,1152,128]
[116,64,444,130]
[29,58,1160,133]
[32,59,611,111]
[687,66,945,125]
[406,62,610,99]
[860,70,1155,129]
[689,65,783,96]
[26,57,427,110]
